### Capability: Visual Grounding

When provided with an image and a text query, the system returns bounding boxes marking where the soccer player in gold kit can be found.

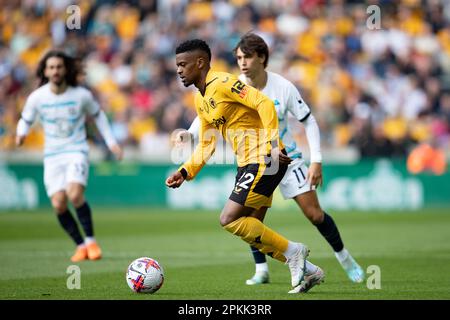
[166,39,321,293]
[179,34,364,289]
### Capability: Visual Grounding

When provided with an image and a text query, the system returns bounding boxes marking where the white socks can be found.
[255,262,269,274]
[283,241,300,258]
[255,260,318,275]
[255,243,319,275]
[85,237,96,245]
[335,248,349,263]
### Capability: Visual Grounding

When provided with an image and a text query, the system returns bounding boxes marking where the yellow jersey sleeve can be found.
[220,77,280,147]
[179,100,217,180]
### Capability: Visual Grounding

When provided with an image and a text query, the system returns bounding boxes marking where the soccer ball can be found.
[126,257,164,293]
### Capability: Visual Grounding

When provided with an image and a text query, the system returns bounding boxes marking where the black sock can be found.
[75,202,94,237]
[57,210,84,245]
[315,212,344,252]
[250,246,267,264]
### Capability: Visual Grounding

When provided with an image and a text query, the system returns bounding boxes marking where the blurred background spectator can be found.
[0,0,449,164]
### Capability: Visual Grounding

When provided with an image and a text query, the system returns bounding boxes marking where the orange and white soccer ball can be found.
[126,257,164,293]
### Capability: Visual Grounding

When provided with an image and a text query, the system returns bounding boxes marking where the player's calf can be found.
[295,193,324,225]
[305,207,324,225]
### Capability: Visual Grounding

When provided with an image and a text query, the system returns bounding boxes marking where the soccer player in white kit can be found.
[16,51,123,262]
[177,33,365,292]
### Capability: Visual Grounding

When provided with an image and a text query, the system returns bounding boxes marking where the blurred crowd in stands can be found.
[1,0,449,165]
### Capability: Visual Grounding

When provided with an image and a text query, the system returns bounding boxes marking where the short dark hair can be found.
[36,50,79,87]
[175,39,211,62]
[234,33,269,68]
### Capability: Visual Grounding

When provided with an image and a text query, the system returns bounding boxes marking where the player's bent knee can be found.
[305,208,324,225]
[220,214,236,227]
[67,190,85,207]
[51,192,67,211]
[52,198,68,214]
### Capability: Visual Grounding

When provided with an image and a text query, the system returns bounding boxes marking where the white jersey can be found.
[20,84,100,158]
[239,72,311,160]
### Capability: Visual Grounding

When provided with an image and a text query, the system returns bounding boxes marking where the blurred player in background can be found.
[178,33,365,288]
[15,50,123,262]
[166,39,323,293]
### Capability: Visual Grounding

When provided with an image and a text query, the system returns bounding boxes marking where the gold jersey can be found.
[181,70,283,180]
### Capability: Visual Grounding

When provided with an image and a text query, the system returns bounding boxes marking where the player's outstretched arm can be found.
[93,110,123,160]
[109,143,124,161]
[83,89,122,160]
[16,118,34,147]
[16,92,38,147]
[180,116,217,180]
[286,82,323,188]
[301,115,323,188]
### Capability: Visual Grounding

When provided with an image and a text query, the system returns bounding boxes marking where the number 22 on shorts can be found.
[234,173,255,192]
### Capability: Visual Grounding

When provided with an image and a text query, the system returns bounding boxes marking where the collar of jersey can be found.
[205,71,219,89]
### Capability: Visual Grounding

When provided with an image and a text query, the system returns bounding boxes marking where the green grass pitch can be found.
[0,208,449,300]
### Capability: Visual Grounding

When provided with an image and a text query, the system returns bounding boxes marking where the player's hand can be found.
[166,171,185,188]
[110,144,123,161]
[174,130,192,147]
[15,135,25,147]
[271,147,292,165]
[278,151,292,165]
[307,162,323,189]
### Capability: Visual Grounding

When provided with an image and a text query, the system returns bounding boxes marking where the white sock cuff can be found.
[255,262,269,274]
[283,241,299,258]
[335,248,349,262]
[85,237,96,245]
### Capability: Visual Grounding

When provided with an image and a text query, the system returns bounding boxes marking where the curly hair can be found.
[36,50,79,87]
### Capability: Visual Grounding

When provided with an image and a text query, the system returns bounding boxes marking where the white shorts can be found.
[278,158,316,199]
[43,153,89,197]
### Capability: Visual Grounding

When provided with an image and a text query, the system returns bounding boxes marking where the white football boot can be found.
[245,271,269,285]
[289,266,325,293]
[286,243,309,290]
[337,250,365,283]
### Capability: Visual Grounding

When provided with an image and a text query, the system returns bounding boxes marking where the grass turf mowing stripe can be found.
[0,208,449,299]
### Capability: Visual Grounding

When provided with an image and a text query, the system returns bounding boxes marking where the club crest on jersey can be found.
[231,80,248,98]
[209,98,217,109]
